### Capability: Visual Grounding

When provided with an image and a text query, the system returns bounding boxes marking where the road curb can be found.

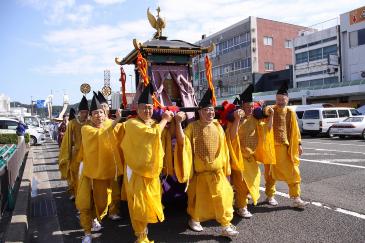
[4,149,33,243]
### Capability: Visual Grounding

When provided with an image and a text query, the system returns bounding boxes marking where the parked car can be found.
[302,107,361,136]
[0,117,45,145]
[328,116,365,139]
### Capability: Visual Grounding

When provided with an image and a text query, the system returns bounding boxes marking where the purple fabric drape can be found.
[132,64,198,119]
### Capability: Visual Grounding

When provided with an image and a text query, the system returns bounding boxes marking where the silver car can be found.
[329,115,365,139]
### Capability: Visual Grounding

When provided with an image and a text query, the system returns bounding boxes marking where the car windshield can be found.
[351,109,361,116]
[344,117,364,122]
[303,110,319,119]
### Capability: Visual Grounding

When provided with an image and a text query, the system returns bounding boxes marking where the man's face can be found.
[242,102,254,116]
[276,94,289,107]
[101,103,109,115]
[90,109,106,126]
[198,106,215,123]
[137,103,153,121]
[79,110,89,122]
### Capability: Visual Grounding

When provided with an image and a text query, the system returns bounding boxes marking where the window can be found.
[285,40,292,48]
[264,36,273,46]
[323,45,337,58]
[296,52,308,64]
[296,111,304,119]
[345,116,363,122]
[297,80,310,88]
[264,62,274,71]
[309,48,322,61]
[309,78,323,86]
[322,110,337,119]
[324,76,338,84]
[303,110,319,119]
[338,110,350,118]
[350,110,361,116]
[349,28,365,48]
[5,121,18,130]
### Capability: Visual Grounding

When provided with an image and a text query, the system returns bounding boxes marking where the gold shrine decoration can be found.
[102,85,112,97]
[80,83,91,95]
[147,7,166,39]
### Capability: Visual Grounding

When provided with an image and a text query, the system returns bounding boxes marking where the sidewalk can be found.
[26,141,135,243]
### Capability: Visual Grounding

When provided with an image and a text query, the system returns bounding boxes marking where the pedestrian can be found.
[118,83,174,243]
[174,87,239,238]
[59,96,89,200]
[76,94,123,243]
[226,84,275,218]
[264,81,309,208]
[95,91,122,221]
[58,114,68,147]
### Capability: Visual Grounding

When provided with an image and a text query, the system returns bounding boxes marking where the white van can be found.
[302,107,361,136]
[289,104,333,133]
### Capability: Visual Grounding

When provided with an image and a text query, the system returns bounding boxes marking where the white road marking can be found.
[303,141,365,147]
[304,147,365,155]
[259,187,365,220]
[300,158,365,169]
[330,159,365,163]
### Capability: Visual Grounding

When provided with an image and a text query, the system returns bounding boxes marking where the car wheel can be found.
[30,136,37,146]
[327,128,334,138]
[339,135,346,139]
[362,129,365,140]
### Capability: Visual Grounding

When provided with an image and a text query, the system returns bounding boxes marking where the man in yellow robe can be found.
[174,88,239,238]
[96,91,122,220]
[118,83,174,243]
[76,94,123,243]
[264,81,309,208]
[226,85,275,218]
[58,96,89,200]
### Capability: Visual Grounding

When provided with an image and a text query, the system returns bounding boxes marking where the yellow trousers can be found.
[76,176,112,234]
[265,145,301,198]
[109,176,122,215]
[69,170,79,197]
[187,170,233,227]
[231,170,249,208]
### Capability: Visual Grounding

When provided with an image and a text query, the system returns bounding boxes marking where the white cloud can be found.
[94,0,126,5]
[18,0,93,25]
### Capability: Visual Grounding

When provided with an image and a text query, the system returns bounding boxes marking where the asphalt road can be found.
[29,137,365,243]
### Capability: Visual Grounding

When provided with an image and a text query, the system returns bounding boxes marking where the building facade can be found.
[340,6,365,82]
[293,26,341,88]
[193,16,305,99]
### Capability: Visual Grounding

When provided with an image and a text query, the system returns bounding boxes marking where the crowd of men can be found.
[58,81,309,243]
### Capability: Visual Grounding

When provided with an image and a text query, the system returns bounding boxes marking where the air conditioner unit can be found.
[224,67,230,73]
[327,67,338,74]
[361,71,365,78]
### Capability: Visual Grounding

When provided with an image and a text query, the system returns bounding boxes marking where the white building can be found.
[0,93,10,115]
[293,25,341,88]
[340,6,365,82]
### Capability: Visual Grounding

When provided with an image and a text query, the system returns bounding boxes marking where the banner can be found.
[36,100,45,108]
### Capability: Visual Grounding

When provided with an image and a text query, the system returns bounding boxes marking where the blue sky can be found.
[0,0,363,105]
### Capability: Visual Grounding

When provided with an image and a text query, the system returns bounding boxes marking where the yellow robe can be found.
[76,120,123,232]
[119,118,165,224]
[271,106,301,184]
[174,120,233,225]
[226,116,275,206]
[58,119,87,195]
